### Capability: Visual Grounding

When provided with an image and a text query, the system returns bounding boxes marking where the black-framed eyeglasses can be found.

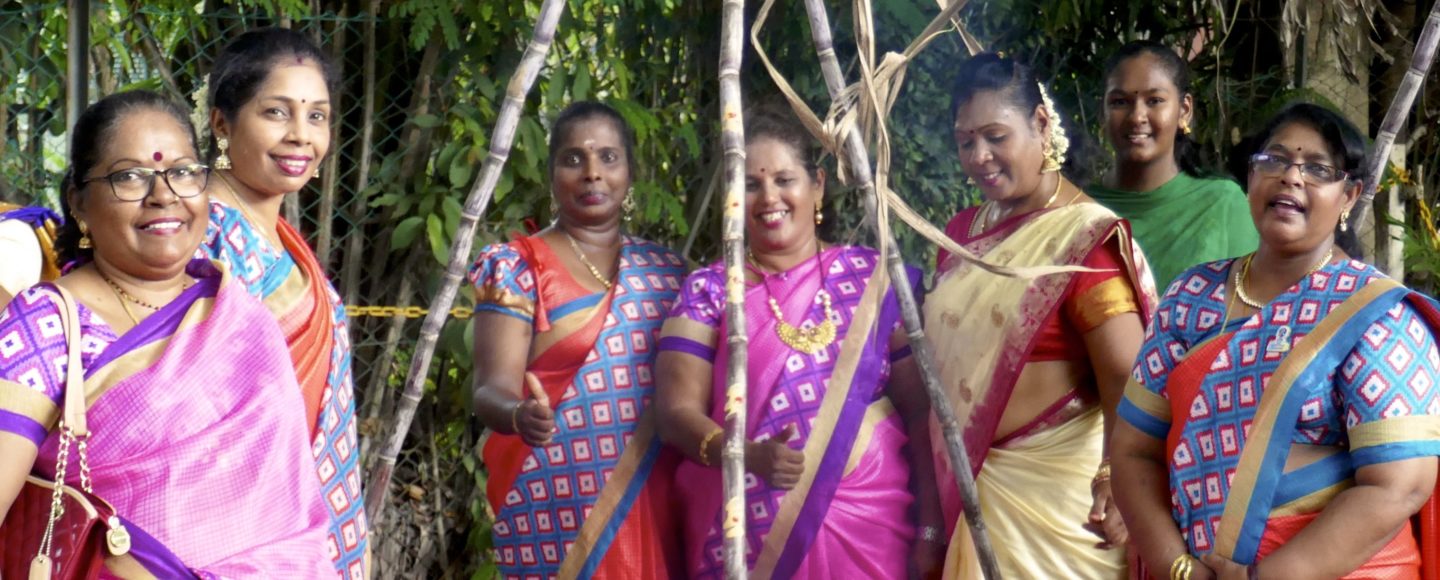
[78,163,211,202]
[1249,153,1349,185]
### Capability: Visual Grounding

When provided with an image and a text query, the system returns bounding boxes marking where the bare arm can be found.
[471,311,553,444]
[1081,310,1145,545]
[884,329,947,575]
[1245,457,1436,579]
[655,347,804,488]
[1111,420,1196,575]
[0,431,39,522]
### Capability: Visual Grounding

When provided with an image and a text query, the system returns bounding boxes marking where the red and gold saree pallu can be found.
[1120,259,1440,577]
[0,260,332,577]
[471,235,688,579]
[925,203,1156,580]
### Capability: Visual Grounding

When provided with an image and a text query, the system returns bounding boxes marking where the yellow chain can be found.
[345,305,475,319]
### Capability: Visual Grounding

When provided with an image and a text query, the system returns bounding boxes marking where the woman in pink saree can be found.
[0,91,330,577]
[656,109,944,579]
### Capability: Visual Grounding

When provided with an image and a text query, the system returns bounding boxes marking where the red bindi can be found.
[153,152,163,161]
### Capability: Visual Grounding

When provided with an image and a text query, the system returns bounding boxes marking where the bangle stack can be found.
[698,428,724,466]
[510,400,529,434]
[1092,458,1112,490]
[1170,553,1198,580]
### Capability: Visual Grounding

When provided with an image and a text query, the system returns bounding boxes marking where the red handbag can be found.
[0,286,131,579]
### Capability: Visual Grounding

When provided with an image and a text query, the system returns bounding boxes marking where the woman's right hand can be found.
[513,372,555,446]
[746,424,804,489]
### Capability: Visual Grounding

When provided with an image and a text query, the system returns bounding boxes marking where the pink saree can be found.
[0,259,332,577]
[660,246,919,579]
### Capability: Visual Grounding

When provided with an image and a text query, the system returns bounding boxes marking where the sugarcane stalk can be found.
[342,0,381,305]
[362,0,567,524]
[718,0,750,577]
[1350,0,1439,235]
[793,1,1002,577]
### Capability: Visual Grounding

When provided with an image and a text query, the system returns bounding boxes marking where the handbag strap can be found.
[54,285,87,437]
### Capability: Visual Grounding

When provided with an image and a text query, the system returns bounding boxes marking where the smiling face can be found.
[1247,121,1359,254]
[1104,52,1192,167]
[953,90,1049,203]
[744,137,824,255]
[70,109,208,281]
[214,61,331,198]
[551,116,631,226]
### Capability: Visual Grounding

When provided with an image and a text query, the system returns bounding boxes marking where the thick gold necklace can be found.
[563,231,615,290]
[1234,249,1334,310]
[748,242,837,354]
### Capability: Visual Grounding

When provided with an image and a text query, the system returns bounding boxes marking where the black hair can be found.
[207,27,335,149]
[743,104,821,181]
[949,52,1099,186]
[1232,102,1369,258]
[548,101,638,180]
[57,90,199,265]
[1103,40,1210,179]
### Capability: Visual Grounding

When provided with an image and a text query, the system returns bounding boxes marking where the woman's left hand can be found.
[1085,479,1128,548]
[1201,554,1249,580]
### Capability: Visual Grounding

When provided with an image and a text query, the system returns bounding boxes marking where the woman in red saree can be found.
[469,102,687,579]
[924,53,1157,579]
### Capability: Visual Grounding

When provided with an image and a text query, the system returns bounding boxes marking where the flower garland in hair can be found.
[190,74,212,147]
[1036,82,1069,172]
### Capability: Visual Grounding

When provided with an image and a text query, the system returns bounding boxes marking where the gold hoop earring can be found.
[1340,208,1351,232]
[78,220,92,250]
[215,137,232,170]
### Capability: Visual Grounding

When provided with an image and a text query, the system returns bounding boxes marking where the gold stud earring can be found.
[215,137,232,170]
[78,220,92,250]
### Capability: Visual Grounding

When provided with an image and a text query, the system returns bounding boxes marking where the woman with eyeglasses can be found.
[0,90,332,576]
[1111,102,1440,579]
[195,28,369,578]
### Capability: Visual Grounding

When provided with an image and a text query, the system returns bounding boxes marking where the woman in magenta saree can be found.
[469,102,687,578]
[0,90,331,577]
[655,109,941,579]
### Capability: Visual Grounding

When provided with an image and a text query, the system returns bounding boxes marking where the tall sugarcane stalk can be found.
[362,0,567,523]
[718,1,750,577]
[1349,0,1439,236]
[790,1,1003,577]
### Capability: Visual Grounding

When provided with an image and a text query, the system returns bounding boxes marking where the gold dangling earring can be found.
[1041,138,1061,173]
[1340,208,1351,232]
[549,197,559,219]
[78,220,92,250]
[622,188,636,223]
[313,161,322,179]
[215,137,232,170]
[1180,119,1192,136]
[815,199,824,225]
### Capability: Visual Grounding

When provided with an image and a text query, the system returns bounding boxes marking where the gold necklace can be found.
[96,268,189,324]
[1234,249,1334,309]
[563,231,615,290]
[748,242,838,354]
[971,174,1065,237]
[216,172,283,249]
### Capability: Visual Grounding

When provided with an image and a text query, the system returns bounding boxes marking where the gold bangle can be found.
[698,428,725,466]
[1170,554,1195,580]
[1092,458,1112,490]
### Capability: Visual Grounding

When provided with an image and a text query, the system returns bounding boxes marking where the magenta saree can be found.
[0,259,332,577]
[659,246,920,579]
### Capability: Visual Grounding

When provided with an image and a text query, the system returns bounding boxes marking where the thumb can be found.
[777,423,798,443]
[524,372,549,406]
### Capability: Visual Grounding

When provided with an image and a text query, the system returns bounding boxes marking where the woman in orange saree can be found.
[469,102,686,579]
